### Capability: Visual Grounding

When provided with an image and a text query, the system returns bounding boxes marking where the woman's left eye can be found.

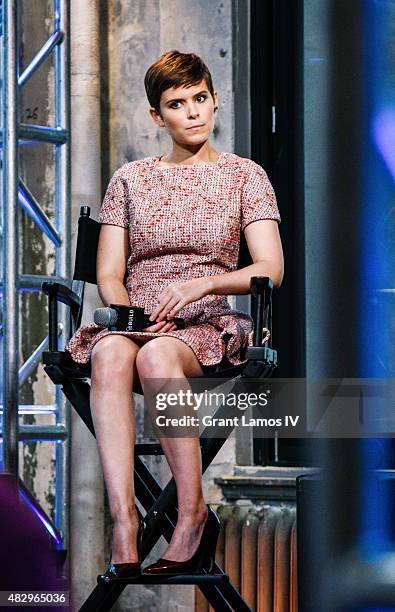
[169,95,206,109]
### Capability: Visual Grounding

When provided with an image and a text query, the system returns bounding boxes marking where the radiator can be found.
[195,504,297,612]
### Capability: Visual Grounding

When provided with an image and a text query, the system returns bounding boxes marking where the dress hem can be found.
[65,325,249,370]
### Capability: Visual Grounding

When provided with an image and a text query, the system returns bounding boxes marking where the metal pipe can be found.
[2,0,19,475]
[290,520,298,611]
[18,124,68,143]
[54,0,71,565]
[273,510,294,612]
[0,124,68,144]
[18,335,49,386]
[0,405,58,414]
[19,485,62,544]
[257,508,280,611]
[0,425,68,440]
[19,274,66,289]
[18,29,64,87]
[225,506,248,593]
[241,509,259,610]
[0,277,67,295]
[18,178,62,246]
[18,139,63,146]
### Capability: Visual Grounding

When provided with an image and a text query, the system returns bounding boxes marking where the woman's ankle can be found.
[177,502,208,525]
[112,504,140,525]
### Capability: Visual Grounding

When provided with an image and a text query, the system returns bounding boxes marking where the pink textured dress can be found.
[66,152,281,371]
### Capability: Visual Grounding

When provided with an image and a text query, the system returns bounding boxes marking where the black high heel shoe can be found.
[97,516,145,584]
[142,505,220,575]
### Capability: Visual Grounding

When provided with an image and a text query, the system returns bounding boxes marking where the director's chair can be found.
[42,206,278,612]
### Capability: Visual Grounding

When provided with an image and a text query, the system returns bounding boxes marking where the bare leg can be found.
[136,337,209,561]
[90,335,141,563]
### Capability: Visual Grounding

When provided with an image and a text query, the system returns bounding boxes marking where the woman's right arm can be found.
[97,210,177,332]
[96,225,130,306]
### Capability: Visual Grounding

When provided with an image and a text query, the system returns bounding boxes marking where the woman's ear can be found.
[149,107,165,127]
[213,91,219,112]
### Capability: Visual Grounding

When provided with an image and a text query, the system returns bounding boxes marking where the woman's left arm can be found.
[150,219,283,323]
[208,219,284,293]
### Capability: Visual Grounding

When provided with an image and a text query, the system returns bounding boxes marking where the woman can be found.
[66,50,284,580]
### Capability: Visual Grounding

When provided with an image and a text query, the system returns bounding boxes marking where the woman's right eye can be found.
[170,101,181,109]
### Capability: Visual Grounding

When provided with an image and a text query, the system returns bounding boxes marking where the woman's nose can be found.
[187,105,199,118]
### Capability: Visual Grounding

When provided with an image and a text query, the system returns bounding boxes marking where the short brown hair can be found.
[144,50,215,116]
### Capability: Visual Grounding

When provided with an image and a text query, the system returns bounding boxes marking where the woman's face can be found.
[150,79,218,146]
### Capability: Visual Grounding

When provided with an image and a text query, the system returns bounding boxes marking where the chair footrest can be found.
[97,572,229,585]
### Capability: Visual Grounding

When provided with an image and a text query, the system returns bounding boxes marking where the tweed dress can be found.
[66,152,281,371]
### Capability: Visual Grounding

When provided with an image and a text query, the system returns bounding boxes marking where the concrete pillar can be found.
[70,1,104,609]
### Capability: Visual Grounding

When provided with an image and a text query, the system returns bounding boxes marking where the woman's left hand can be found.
[149,277,211,323]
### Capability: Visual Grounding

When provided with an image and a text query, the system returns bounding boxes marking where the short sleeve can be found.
[241,160,281,231]
[98,169,129,229]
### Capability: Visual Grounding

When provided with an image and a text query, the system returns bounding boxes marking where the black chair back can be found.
[73,206,101,284]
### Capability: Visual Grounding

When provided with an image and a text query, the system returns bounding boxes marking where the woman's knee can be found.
[91,335,139,381]
[136,338,198,379]
[136,339,179,378]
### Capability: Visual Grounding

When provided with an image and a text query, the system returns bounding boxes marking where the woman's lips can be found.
[186,124,205,130]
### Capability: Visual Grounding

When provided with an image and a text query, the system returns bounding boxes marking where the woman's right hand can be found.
[142,318,178,333]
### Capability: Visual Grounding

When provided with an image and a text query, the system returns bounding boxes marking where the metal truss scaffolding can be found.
[0,0,70,555]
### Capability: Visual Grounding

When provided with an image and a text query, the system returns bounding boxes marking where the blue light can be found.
[372,107,395,181]
[19,487,62,544]
[358,0,395,561]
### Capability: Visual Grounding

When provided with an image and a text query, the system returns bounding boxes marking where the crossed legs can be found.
[90,334,209,564]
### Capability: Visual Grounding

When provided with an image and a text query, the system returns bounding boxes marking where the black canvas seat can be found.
[42,206,278,612]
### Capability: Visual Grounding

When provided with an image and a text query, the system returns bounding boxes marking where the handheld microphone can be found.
[94,304,185,332]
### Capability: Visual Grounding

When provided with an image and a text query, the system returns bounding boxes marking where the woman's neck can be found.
[160,144,219,166]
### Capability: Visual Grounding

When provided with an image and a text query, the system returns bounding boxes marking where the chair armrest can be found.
[42,282,82,351]
[249,276,274,346]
